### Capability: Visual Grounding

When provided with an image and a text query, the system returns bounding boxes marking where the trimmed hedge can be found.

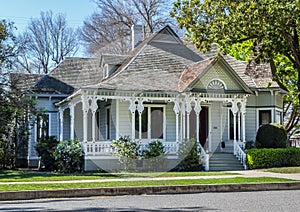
[246,148,300,169]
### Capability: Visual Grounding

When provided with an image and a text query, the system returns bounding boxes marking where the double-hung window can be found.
[135,105,164,140]
[37,113,49,141]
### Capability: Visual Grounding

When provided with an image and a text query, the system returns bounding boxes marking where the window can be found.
[259,110,272,126]
[275,110,282,124]
[37,113,49,141]
[135,106,164,139]
[106,108,110,140]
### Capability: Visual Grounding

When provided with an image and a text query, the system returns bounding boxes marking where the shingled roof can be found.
[88,26,204,92]
[14,26,279,96]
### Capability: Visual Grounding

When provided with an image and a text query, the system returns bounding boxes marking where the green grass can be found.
[266,167,300,174]
[0,170,237,182]
[0,177,294,192]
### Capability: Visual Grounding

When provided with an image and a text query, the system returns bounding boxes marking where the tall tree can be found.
[81,0,177,55]
[0,20,37,169]
[16,11,79,74]
[171,0,300,132]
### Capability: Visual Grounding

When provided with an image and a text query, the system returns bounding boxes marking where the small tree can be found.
[35,136,59,171]
[54,139,84,173]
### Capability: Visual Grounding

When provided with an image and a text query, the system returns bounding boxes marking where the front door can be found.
[199,106,209,148]
[189,106,209,148]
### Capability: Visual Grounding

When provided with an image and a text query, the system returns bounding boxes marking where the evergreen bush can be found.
[255,123,287,148]
[174,139,203,171]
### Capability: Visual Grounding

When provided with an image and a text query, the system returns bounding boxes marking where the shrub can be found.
[112,136,140,171]
[35,136,59,171]
[54,139,84,173]
[255,123,287,148]
[174,139,202,171]
[246,148,300,169]
[141,140,166,172]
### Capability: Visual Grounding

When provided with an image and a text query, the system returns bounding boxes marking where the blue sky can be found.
[0,0,97,33]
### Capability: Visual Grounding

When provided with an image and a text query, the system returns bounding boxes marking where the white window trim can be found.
[139,104,166,141]
[256,108,274,131]
[275,108,283,124]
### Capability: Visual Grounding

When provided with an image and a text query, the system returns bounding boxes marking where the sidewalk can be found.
[0,170,300,201]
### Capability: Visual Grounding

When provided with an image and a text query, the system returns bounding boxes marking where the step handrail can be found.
[198,142,209,171]
[233,140,247,169]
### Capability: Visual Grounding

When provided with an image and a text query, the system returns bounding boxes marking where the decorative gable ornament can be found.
[206,79,226,90]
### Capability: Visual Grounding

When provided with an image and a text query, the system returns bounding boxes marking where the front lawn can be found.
[266,167,300,174]
[0,170,237,182]
[0,177,294,192]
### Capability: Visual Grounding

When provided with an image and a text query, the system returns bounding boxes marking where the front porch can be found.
[57,90,248,171]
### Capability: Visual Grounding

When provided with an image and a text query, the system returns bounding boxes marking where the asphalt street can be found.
[1,190,299,211]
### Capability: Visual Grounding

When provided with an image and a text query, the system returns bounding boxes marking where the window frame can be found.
[256,108,273,130]
[36,113,50,141]
[135,104,166,141]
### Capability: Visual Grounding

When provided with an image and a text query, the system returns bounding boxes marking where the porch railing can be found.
[82,140,178,156]
[233,140,247,170]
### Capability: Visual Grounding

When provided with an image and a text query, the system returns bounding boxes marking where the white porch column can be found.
[173,98,180,143]
[129,98,136,140]
[68,103,75,140]
[238,111,241,142]
[231,99,239,153]
[186,97,192,140]
[241,98,247,144]
[59,107,64,141]
[194,99,202,144]
[137,98,145,140]
[81,94,88,143]
[181,100,186,140]
[91,96,98,142]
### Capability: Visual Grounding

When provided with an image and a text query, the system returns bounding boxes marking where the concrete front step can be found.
[209,153,244,171]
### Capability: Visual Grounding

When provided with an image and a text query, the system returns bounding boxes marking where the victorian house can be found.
[15,26,286,171]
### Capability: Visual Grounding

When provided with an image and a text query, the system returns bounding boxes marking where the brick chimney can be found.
[131,24,144,51]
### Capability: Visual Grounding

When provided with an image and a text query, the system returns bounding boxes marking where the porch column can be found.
[91,96,98,142]
[181,99,186,140]
[194,99,202,144]
[231,99,239,153]
[68,103,75,140]
[129,98,136,140]
[59,107,64,141]
[241,99,247,144]
[186,97,192,140]
[173,98,180,143]
[238,111,241,142]
[137,98,145,140]
[81,95,88,143]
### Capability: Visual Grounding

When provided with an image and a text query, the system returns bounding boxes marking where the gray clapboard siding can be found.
[166,103,176,142]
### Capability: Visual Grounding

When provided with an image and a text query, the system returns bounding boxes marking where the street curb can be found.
[1,182,300,201]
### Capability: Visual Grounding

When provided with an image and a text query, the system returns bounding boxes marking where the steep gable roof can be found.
[180,56,252,93]
[88,26,204,92]
[32,75,74,94]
